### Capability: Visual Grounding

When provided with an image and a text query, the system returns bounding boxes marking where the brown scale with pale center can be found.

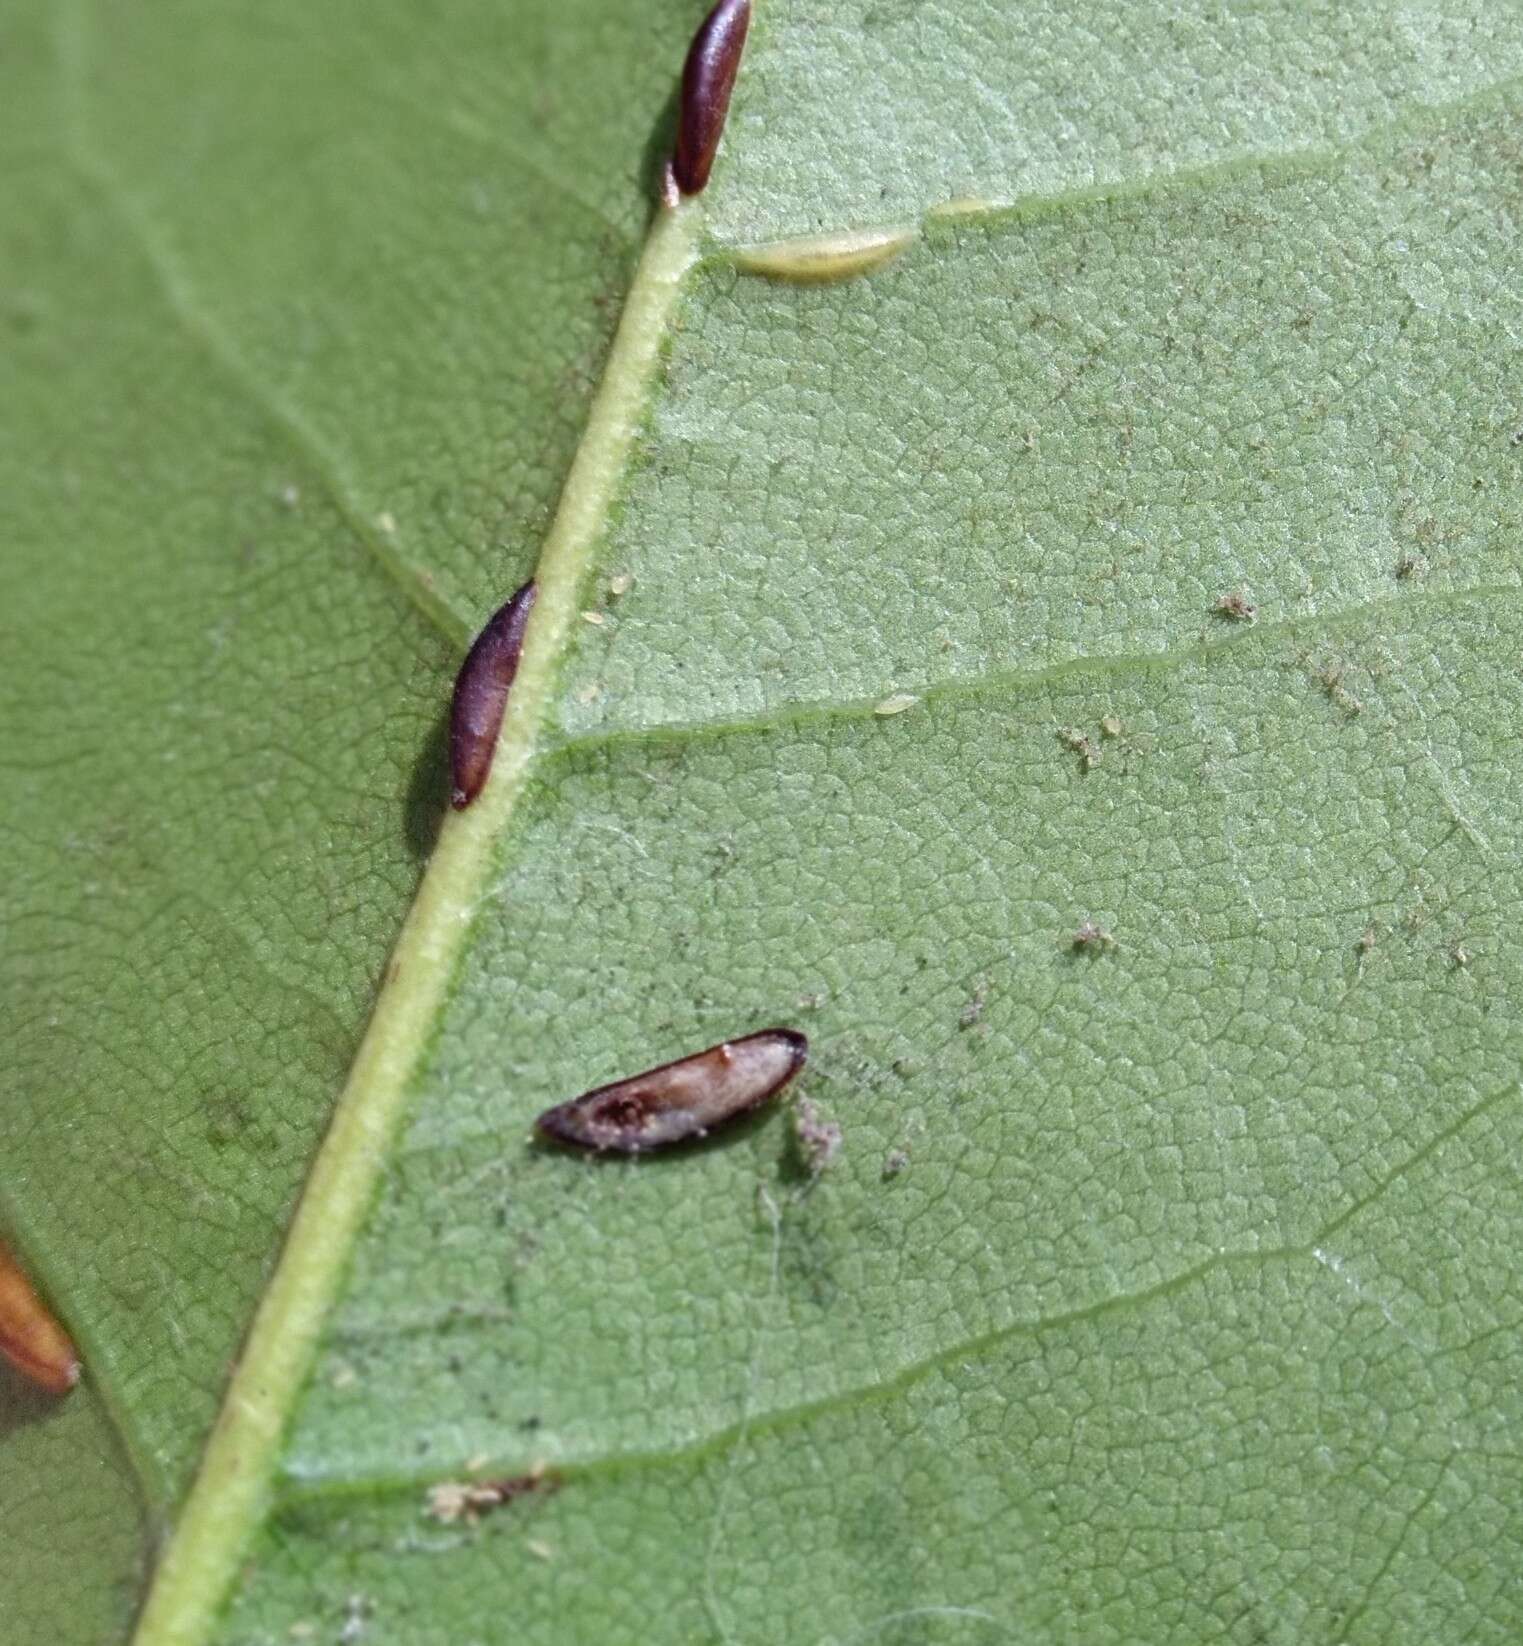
[536,1028,807,1153]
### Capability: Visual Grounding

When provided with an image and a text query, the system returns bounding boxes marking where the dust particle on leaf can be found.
[1213,589,1257,622]
[1070,919,1116,952]
[1058,727,1100,770]
[1310,656,1363,715]
[959,980,988,1028]
[339,1596,371,1645]
[426,1482,476,1525]
[882,1148,910,1179]
[426,1462,557,1524]
[794,1098,843,1174]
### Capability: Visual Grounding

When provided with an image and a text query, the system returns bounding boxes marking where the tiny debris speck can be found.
[426,1483,475,1524]
[882,1148,910,1179]
[338,1596,371,1646]
[1071,920,1116,952]
[1059,727,1100,770]
[1213,590,1257,622]
[426,1462,555,1524]
[1311,657,1363,715]
[794,1098,843,1174]
[959,980,988,1028]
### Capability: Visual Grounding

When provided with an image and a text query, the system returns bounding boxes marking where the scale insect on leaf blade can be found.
[536,1028,807,1153]
[670,0,752,197]
[734,226,915,284]
[449,580,537,810]
[0,1241,80,1396]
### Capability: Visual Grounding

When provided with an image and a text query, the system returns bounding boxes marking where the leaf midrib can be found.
[81,22,1520,1636]
[125,199,701,1646]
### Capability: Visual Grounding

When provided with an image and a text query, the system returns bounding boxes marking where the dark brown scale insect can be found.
[0,1241,79,1396]
[449,580,537,810]
[536,1028,806,1153]
[670,0,752,197]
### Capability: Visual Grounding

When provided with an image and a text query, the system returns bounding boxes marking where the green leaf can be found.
[6,1,1523,1642]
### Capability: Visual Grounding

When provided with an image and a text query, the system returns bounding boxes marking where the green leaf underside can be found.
[2,0,680,1633]
[242,94,1523,1646]
[4,0,1523,1642]
[248,598,1523,1645]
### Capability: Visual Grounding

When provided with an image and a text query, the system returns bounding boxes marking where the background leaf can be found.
[6,1,1523,1642]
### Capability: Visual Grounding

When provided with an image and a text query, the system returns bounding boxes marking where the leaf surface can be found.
[5,2,1523,1643]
